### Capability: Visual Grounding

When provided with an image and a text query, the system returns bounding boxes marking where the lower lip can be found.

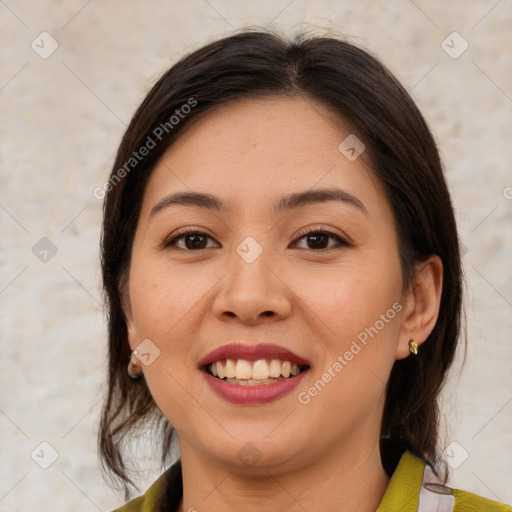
[202,369,309,405]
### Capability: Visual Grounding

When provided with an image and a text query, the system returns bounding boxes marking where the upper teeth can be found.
[210,359,302,380]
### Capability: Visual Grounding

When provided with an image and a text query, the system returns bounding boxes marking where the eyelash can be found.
[162,226,352,251]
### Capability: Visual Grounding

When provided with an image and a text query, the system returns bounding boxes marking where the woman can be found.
[98,29,511,511]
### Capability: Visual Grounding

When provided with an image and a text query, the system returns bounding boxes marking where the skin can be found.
[124,95,443,512]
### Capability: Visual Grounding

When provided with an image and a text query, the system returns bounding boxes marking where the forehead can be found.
[140,95,386,219]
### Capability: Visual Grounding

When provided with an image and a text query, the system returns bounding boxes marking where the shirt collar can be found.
[376,451,455,512]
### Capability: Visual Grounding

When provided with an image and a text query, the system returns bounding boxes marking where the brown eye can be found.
[164,230,218,250]
[293,230,351,250]
[163,228,351,251]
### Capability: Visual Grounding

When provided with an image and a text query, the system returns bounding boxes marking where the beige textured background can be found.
[1,1,511,510]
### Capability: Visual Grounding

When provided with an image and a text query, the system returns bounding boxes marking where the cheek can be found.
[129,260,207,339]
[128,245,403,360]
[299,255,403,409]
[127,264,206,428]
[297,258,402,343]
[127,258,226,391]
[294,265,403,423]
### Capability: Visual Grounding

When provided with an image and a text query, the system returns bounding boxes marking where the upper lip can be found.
[198,343,311,368]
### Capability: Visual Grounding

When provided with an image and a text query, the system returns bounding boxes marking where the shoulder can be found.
[111,460,183,512]
[111,494,145,512]
[416,453,512,512]
[378,451,511,512]
[451,488,512,512]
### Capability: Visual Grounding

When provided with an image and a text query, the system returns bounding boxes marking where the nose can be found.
[211,240,292,325]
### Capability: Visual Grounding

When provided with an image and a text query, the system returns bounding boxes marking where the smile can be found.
[199,343,311,404]
[206,358,308,386]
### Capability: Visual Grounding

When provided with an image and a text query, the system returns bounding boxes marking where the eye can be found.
[292,229,351,250]
[163,228,219,250]
[163,227,351,251]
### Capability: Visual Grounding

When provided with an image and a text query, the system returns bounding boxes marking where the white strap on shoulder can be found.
[417,465,455,512]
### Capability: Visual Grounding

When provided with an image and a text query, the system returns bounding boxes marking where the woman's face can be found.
[125,96,415,473]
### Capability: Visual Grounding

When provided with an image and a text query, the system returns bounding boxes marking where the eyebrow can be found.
[149,187,368,219]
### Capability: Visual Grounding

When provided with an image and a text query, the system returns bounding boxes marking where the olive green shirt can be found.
[113,451,511,511]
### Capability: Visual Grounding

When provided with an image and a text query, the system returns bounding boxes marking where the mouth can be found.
[198,343,311,403]
[204,358,310,386]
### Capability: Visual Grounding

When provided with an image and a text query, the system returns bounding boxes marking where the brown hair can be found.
[98,28,464,497]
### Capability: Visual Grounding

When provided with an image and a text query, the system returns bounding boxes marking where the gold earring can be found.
[128,350,143,379]
[409,339,418,355]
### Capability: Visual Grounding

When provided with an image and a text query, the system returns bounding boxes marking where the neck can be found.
[176,438,390,512]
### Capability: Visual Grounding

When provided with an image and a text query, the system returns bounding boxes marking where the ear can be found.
[395,254,443,360]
